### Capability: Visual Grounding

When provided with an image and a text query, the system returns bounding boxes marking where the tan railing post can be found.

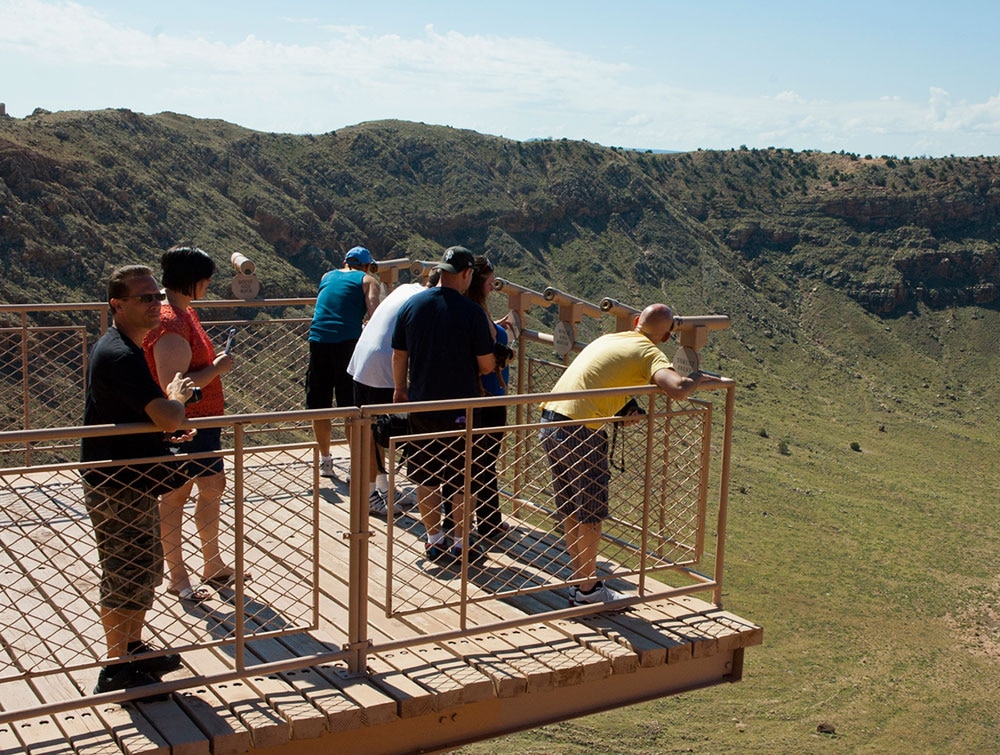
[346,410,371,675]
[712,385,736,607]
[492,278,554,500]
[233,421,247,671]
[542,287,603,363]
[17,311,31,463]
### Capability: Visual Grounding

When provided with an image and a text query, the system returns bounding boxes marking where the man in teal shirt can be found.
[306,246,381,479]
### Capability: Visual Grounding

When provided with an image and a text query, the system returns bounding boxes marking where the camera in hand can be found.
[493,342,515,370]
[186,386,202,405]
[615,397,646,417]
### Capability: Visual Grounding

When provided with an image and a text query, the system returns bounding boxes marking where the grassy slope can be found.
[461,286,1000,754]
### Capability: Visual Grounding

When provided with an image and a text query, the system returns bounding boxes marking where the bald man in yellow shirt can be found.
[539,303,725,606]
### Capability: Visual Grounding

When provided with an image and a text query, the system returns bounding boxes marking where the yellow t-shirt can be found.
[541,330,672,428]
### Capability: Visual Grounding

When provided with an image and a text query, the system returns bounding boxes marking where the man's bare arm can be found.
[144,371,193,432]
[392,349,409,403]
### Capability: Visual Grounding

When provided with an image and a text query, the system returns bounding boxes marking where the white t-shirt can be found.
[347,282,425,389]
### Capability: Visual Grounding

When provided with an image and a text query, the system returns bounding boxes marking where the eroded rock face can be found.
[2,110,1000,315]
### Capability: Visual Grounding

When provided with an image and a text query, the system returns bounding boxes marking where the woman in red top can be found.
[143,245,236,601]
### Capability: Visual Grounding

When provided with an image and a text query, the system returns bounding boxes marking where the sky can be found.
[2,0,999,157]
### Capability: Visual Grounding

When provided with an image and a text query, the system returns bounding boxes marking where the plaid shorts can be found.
[84,483,163,611]
[539,420,610,525]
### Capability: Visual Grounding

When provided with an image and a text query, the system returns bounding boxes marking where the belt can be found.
[541,409,572,423]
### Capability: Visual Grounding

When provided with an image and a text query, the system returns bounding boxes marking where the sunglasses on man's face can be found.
[120,292,167,304]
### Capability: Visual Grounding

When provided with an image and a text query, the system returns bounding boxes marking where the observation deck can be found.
[0,280,761,754]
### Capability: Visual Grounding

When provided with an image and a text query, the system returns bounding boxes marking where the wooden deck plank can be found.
[549,617,639,675]
[670,595,764,648]
[0,678,63,755]
[238,637,338,740]
[157,685,252,755]
[271,616,420,727]
[185,646,291,749]
[89,699,170,755]
[0,538,94,675]
[235,530,401,729]
[0,720,25,755]
[31,674,122,755]
[523,584,673,667]
[353,499,643,697]
[315,493,575,701]
[440,635,526,698]
[0,457,759,754]
[374,645,488,712]
[55,709,124,755]
[133,698,210,755]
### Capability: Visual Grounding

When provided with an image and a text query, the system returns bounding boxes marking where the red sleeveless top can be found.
[143,304,225,417]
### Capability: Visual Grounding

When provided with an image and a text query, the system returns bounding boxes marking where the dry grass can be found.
[459,292,1000,754]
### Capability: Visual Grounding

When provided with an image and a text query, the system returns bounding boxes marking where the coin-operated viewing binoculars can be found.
[230,252,260,300]
[666,315,731,375]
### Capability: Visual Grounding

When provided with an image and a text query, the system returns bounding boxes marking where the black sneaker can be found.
[424,538,451,562]
[94,662,169,701]
[448,541,485,565]
[128,641,182,675]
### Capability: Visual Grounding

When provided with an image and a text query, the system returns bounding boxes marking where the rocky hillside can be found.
[2,108,998,319]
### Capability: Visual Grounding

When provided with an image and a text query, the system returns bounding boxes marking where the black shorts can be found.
[353,380,393,408]
[406,412,469,488]
[305,340,357,409]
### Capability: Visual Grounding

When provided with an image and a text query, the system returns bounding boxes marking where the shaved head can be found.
[636,303,675,343]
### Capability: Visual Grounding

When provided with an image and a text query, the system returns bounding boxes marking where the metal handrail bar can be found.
[0,380,734,720]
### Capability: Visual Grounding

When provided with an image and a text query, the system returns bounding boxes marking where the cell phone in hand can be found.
[224,327,237,355]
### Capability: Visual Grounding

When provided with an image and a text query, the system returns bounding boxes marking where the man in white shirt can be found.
[347,270,438,515]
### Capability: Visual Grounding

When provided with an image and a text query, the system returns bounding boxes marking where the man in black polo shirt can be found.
[391,247,495,564]
[82,264,197,695]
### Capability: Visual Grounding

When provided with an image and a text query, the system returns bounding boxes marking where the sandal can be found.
[167,583,212,602]
[201,570,253,588]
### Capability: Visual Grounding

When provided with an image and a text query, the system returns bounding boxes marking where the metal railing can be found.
[0,378,734,723]
[0,293,736,723]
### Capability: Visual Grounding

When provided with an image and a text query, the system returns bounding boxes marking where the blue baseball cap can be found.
[345,246,374,265]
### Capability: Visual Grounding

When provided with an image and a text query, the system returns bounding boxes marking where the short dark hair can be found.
[161,245,216,297]
[106,264,154,318]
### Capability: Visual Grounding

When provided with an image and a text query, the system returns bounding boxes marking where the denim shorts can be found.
[171,426,224,477]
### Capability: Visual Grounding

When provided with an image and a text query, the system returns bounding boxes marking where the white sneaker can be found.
[319,456,336,479]
[569,581,627,606]
[368,489,389,517]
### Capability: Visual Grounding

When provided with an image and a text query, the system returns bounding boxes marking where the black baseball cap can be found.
[436,246,474,274]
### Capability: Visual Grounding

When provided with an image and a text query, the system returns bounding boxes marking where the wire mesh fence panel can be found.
[0,437,319,682]
[1,326,91,467]
[382,394,715,620]
[0,465,114,679]
[234,443,318,636]
[201,319,310,417]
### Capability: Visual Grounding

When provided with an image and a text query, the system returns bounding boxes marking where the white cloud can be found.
[2,0,999,156]
[929,87,951,122]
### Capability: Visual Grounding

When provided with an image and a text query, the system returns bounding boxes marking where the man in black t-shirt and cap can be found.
[391,246,495,564]
[81,264,197,696]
